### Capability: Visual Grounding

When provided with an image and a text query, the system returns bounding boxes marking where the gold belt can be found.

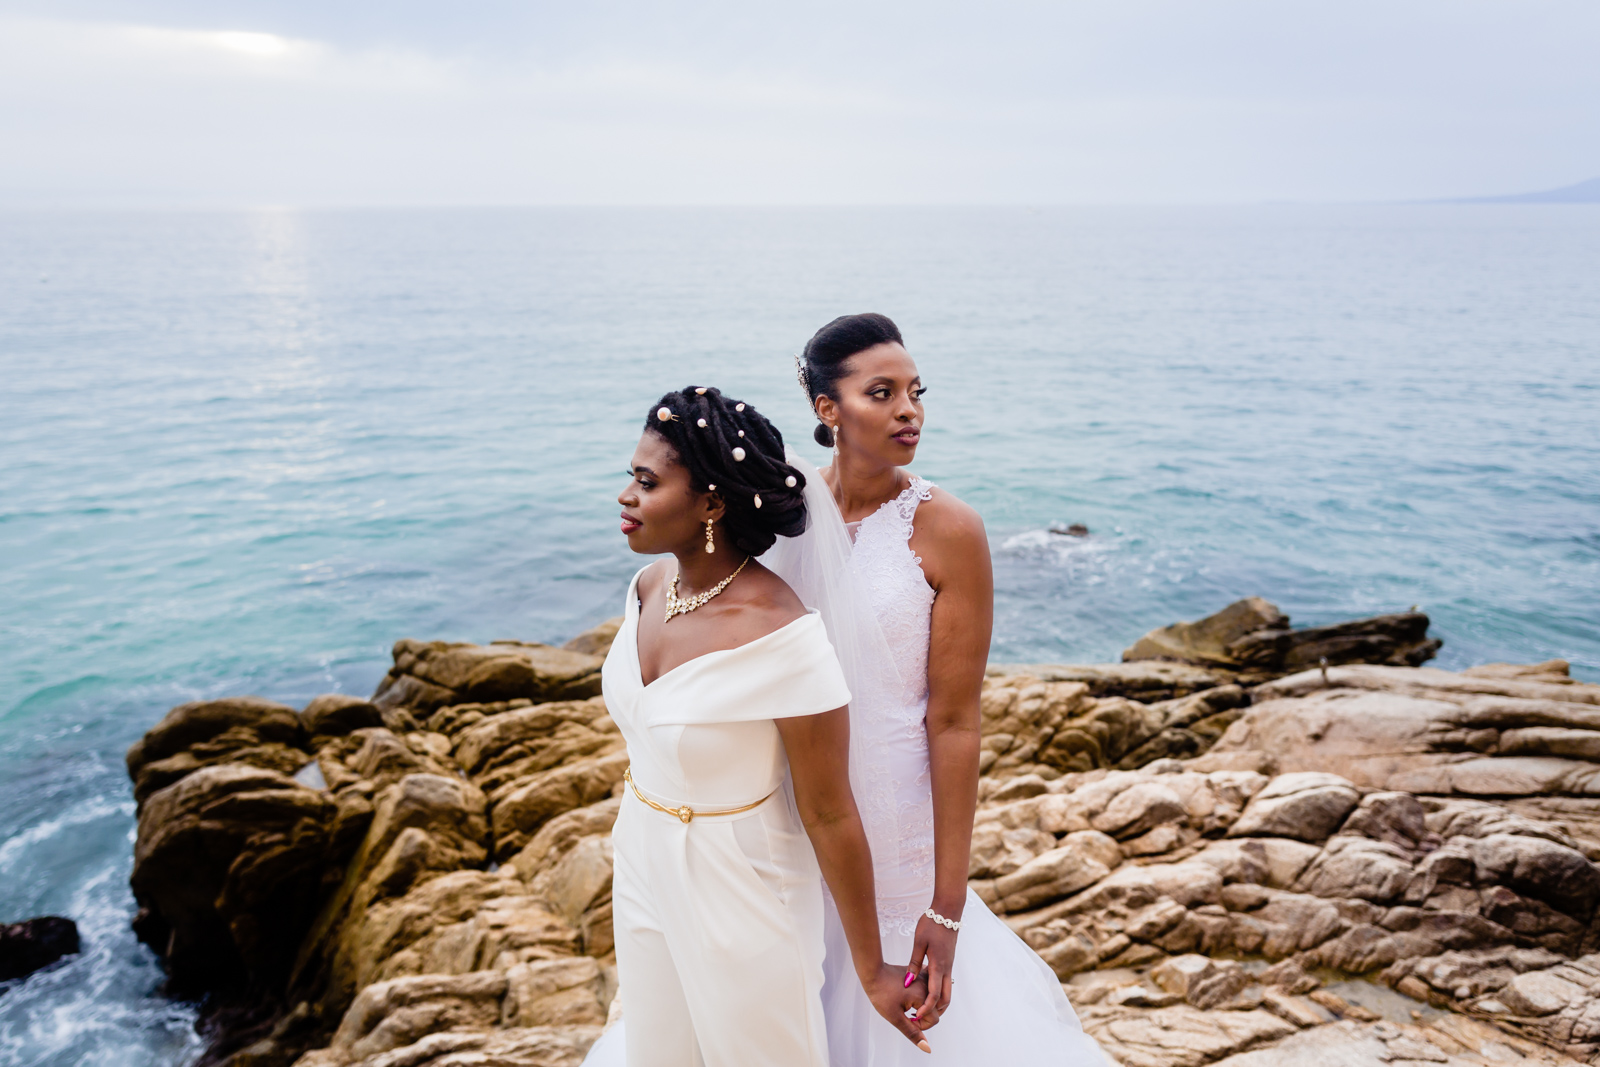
[623,767,775,824]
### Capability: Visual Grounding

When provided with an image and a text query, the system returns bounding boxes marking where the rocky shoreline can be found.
[122,599,1600,1067]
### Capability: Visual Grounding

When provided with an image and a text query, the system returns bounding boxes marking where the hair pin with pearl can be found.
[785,476,797,487]
[735,403,745,411]
[656,407,677,422]
[696,418,707,428]
[695,387,707,395]
[732,447,746,461]
[754,494,762,508]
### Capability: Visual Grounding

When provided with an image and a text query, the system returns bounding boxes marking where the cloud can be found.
[0,3,1596,206]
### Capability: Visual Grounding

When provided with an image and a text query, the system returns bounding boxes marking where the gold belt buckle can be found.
[624,766,773,824]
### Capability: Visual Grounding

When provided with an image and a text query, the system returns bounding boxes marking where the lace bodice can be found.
[846,476,938,934]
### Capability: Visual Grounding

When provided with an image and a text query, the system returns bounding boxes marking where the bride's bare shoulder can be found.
[914,484,987,550]
[733,564,808,631]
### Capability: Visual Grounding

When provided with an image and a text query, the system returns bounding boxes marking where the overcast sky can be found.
[1,0,1596,207]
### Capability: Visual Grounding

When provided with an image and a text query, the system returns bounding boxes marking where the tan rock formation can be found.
[127,602,1600,1067]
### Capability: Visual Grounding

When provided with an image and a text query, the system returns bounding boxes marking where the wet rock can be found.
[0,916,80,983]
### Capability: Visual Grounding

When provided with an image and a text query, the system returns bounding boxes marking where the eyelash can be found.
[869,387,928,400]
[627,469,656,489]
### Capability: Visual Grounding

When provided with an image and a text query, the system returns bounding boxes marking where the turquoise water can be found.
[2,206,1597,1064]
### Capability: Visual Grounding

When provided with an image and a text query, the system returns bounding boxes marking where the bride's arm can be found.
[778,707,934,1052]
[911,494,993,1025]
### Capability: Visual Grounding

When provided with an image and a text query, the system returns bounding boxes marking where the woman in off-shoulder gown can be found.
[767,313,1112,1065]
[582,386,929,1067]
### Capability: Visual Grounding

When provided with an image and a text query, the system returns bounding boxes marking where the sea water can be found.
[2,205,1597,1064]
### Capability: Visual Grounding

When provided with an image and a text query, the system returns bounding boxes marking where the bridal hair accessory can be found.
[704,520,715,554]
[664,556,749,622]
[735,403,745,411]
[794,354,810,397]
[697,418,707,428]
[753,495,762,508]
[732,447,746,461]
[695,387,707,394]
[656,407,677,423]
[924,908,961,932]
[785,476,797,487]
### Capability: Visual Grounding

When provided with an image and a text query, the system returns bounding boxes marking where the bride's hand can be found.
[907,912,958,1028]
[862,962,934,1053]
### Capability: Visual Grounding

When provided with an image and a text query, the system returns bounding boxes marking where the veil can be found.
[764,451,902,857]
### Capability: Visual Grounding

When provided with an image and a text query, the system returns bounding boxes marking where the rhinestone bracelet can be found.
[924,907,961,931]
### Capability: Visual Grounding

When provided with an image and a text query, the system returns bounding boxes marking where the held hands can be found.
[906,910,959,1030]
[862,961,934,1053]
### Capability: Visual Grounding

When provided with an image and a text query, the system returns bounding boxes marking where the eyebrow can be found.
[863,376,922,387]
[631,465,659,477]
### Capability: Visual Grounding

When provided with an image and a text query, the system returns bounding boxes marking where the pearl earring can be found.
[704,520,715,554]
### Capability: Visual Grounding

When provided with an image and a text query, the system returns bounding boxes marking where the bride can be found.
[766,313,1110,1064]
[583,386,931,1067]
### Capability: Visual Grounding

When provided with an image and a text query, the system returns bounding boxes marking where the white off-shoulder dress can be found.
[584,566,852,1067]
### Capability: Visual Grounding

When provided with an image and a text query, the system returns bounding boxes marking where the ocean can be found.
[2,205,1597,1064]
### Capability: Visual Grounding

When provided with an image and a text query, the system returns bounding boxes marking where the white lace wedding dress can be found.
[782,469,1109,1066]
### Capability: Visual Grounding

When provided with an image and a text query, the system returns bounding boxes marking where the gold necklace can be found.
[664,556,749,623]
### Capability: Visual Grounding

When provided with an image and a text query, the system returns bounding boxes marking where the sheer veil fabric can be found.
[767,454,1109,1066]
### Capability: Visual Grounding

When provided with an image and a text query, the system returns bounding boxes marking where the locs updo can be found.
[796,312,904,447]
[645,386,807,557]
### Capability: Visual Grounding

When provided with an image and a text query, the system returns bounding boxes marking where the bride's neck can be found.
[826,450,907,522]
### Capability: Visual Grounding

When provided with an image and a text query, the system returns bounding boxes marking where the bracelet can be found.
[924,907,961,931]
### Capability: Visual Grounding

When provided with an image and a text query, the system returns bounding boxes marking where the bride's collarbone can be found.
[635,590,799,685]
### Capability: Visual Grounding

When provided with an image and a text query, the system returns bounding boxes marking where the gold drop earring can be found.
[704,520,715,554]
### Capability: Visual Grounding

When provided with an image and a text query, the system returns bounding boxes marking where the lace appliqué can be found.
[848,476,939,934]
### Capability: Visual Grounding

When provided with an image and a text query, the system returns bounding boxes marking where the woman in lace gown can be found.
[767,314,1112,1064]
[582,387,930,1067]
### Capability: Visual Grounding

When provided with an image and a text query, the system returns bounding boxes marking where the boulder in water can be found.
[0,916,80,983]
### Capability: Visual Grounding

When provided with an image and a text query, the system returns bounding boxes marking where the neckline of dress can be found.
[844,475,928,532]
[627,569,816,690]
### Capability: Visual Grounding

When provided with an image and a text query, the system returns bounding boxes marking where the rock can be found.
[126,696,309,805]
[125,606,1600,1067]
[327,971,510,1060]
[1122,598,1440,675]
[1228,773,1360,843]
[302,696,384,740]
[562,618,623,658]
[0,916,80,982]
[987,662,1225,702]
[1123,598,1289,669]
[130,764,338,991]
[489,753,630,860]
[1467,834,1600,920]
[1463,660,1575,684]
[1151,955,1256,1009]
[373,640,603,714]
[982,831,1121,913]
[1079,1003,1297,1067]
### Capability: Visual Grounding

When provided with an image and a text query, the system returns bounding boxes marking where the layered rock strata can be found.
[124,603,1600,1067]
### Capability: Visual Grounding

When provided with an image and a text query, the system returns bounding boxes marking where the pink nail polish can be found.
[904,970,916,988]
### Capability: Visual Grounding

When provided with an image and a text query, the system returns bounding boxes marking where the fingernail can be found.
[917,1039,932,1053]
[904,970,916,988]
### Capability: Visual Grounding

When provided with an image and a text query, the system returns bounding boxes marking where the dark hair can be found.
[798,313,904,447]
[644,387,807,556]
